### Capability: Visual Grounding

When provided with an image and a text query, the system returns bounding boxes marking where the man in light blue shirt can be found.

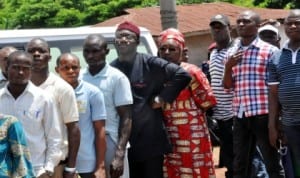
[81,34,133,178]
[56,53,107,178]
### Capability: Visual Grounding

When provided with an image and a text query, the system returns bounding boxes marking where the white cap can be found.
[258,24,279,36]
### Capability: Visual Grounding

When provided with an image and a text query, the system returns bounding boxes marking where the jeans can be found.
[217,118,234,178]
[251,146,269,178]
[283,125,300,177]
[233,115,285,178]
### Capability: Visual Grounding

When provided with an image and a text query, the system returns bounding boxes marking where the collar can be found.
[282,40,300,64]
[4,81,35,98]
[282,40,300,51]
[237,36,262,50]
[39,73,57,87]
[82,63,109,78]
[74,80,84,95]
[235,37,276,54]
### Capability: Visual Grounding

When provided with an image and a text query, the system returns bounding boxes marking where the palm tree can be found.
[159,0,178,30]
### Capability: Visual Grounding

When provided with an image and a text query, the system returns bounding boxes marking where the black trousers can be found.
[233,115,285,178]
[128,153,164,178]
[217,118,234,178]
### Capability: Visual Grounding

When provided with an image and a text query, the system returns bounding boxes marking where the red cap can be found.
[159,28,185,50]
[116,21,140,37]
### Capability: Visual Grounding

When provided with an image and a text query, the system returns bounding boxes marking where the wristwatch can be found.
[64,166,76,173]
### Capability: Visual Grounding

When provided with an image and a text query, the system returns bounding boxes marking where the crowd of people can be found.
[0,8,300,178]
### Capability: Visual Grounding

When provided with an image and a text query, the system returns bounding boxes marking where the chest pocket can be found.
[77,100,87,114]
[18,108,43,124]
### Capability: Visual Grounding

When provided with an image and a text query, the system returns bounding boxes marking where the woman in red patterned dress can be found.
[158,28,217,178]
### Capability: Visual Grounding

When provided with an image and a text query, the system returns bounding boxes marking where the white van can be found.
[0,26,158,71]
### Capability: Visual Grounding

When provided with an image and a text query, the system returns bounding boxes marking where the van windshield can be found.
[0,37,151,72]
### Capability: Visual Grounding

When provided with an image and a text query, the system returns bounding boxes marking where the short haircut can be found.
[286,9,300,21]
[56,53,80,67]
[0,46,17,54]
[26,37,50,52]
[7,51,33,66]
[84,34,107,49]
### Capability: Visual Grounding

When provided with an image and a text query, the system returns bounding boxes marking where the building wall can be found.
[185,34,213,66]
[185,25,287,66]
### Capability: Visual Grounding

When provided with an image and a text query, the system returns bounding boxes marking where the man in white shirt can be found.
[26,38,80,178]
[0,51,62,177]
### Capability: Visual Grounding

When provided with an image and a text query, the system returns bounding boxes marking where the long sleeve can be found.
[148,57,192,103]
[187,64,217,109]
[42,97,63,172]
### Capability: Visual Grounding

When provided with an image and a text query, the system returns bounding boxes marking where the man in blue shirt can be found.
[81,34,133,178]
[56,53,107,178]
[268,9,300,177]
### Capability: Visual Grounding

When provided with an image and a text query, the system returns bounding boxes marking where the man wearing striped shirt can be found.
[209,14,234,178]
[268,9,300,177]
[223,10,285,178]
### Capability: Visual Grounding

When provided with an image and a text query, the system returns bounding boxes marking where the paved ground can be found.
[213,147,227,178]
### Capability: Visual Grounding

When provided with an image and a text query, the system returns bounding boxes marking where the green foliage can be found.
[82,0,141,25]
[0,0,298,29]
[14,1,61,28]
[177,0,214,4]
[59,0,84,10]
[253,0,300,8]
[48,8,83,27]
[232,0,255,7]
[140,0,159,7]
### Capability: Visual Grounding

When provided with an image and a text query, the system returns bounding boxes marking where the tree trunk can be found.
[159,0,178,30]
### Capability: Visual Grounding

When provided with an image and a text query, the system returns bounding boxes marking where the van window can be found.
[0,27,158,73]
[49,47,62,71]
[0,37,153,72]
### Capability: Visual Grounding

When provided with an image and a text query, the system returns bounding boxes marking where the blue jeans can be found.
[251,146,269,178]
[283,125,300,177]
[233,115,285,178]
